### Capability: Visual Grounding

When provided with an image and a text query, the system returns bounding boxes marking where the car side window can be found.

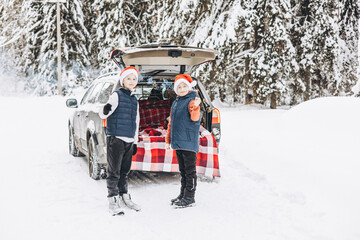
[98,82,114,104]
[87,83,104,104]
[80,84,96,105]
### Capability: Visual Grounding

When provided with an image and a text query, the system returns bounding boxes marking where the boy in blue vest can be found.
[99,66,141,215]
[165,74,201,208]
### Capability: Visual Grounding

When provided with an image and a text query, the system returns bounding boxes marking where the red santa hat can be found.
[119,66,139,86]
[173,74,197,95]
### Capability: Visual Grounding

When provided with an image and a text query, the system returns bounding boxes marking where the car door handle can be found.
[77,113,80,117]
[85,115,89,118]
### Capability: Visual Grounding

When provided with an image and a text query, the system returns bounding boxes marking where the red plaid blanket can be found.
[139,100,172,130]
[131,126,220,177]
[139,99,172,109]
[139,108,170,129]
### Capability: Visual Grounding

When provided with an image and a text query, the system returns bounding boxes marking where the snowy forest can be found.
[0,0,359,108]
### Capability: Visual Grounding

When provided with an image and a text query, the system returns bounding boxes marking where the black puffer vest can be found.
[106,88,138,138]
[170,91,200,153]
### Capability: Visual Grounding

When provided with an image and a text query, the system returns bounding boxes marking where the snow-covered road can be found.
[0,96,359,240]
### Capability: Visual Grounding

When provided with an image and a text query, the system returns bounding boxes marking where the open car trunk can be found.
[108,44,221,177]
[130,80,220,177]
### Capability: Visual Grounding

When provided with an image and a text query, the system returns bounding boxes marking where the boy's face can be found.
[177,82,189,97]
[123,73,137,90]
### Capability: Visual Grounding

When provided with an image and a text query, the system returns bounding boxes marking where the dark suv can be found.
[66,44,221,180]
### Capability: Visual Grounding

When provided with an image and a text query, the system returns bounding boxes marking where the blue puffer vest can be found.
[170,91,201,153]
[106,88,138,138]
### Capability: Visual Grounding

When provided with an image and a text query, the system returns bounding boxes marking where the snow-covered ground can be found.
[0,96,359,240]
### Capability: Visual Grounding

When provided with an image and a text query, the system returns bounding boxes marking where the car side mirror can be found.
[66,98,78,108]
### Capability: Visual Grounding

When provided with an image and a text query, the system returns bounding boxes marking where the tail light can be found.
[103,119,107,127]
[212,108,221,124]
[211,108,221,144]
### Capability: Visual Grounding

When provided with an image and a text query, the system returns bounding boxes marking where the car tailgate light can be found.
[103,119,107,127]
[212,108,221,124]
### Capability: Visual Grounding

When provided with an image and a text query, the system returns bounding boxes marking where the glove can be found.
[103,103,112,115]
[132,144,137,156]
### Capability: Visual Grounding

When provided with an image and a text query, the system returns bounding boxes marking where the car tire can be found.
[88,136,101,180]
[69,125,84,157]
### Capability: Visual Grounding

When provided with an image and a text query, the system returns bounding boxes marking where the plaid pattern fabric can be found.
[139,100,172,130]
[131,126,220,177]
[139,100,172,109]
[139,108,170,129]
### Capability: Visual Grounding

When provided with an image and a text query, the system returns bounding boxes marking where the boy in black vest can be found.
[165,74,201,208]
[99,66,141,215]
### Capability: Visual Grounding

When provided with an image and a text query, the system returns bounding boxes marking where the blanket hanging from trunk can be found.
[131,126,220,177]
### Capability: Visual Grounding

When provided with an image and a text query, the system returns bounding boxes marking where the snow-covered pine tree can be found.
[22,1,93,95]
[0,2,6,45]
[288,0,310,103]
[31,3,59,95]
[295,0,351,99]
[338,0,359,95]
[159,0,250,104]
[82,0,100,73]
[247,0,297,108]
[0,0,23,48]
[189,0,235,103]
[61,0,93,92]
[21,1,44,93]
[93,0,156,73]
[156,0,213,45]
[195,0,249,104]
[0,0,26,94]
[312,1,343,97]
[0,0,23,95]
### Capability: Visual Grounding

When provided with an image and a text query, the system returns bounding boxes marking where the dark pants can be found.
[106,136,133,197]
[176,150,197,198]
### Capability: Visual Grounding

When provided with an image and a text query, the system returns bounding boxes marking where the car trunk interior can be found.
[134,77,208,142]
[136,78,175,140]
[112,75,209,142]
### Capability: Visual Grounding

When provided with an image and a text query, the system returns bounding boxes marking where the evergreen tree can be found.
[93,0,156,73]
[0,0,25,94]
[0,0,22,47]
[32,3,58,95]
[83,0,100,72]
[310,1,342,97]
[22,1,93,95]
[294,0,357,100]
[0,0,358,101]
[61,0,93,91]
[339,0,359,95]
[246,0,297,108]
[156,0,213,45]
[22,1,44,93]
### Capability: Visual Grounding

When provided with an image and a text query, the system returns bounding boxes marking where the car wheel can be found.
[88,136,101,180]
[69,125,84,157]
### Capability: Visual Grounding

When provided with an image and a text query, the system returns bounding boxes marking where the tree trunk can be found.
[244,42,252,104]
[304,68,311,101]
[270,92,276,109]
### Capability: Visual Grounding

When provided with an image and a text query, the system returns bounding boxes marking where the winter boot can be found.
[108,196,124,216]
[121,193,141,211]
[174,196,195,208]
[170,193,183,205]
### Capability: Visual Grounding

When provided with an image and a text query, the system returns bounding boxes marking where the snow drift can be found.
[0,95,359,240]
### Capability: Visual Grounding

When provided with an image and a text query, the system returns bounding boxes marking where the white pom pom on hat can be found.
[173,74,197,95]
[119,66,139,86]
